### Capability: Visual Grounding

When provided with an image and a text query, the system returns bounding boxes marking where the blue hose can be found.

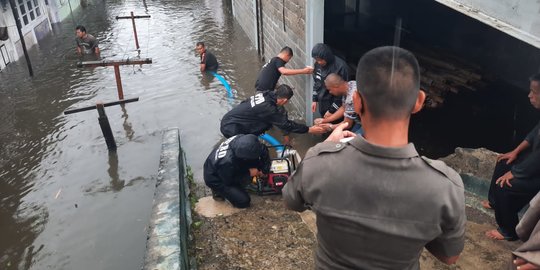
[210,71,233,98]
[259,133,284,153]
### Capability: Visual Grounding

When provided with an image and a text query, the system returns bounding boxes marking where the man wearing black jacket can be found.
[204,134,271,208]
[220,85,326,138]
[311,43,348,120]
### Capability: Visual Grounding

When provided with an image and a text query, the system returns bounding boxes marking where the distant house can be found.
[0,0,81,71]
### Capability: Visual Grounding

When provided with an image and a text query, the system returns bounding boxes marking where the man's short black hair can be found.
[275,84,294,99]
[280,46,293,57]
[356,46,420,120]
[196,42,205,47]
[75,25,86,32]
[530,73,540,83]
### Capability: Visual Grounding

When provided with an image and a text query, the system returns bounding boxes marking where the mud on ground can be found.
[190,186,520,270]
[191,194,316,270]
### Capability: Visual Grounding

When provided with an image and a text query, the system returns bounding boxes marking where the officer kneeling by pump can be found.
[203,134,271,208]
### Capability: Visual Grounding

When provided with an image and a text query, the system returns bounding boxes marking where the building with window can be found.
[0,0,83,71]
[0,0,53,70]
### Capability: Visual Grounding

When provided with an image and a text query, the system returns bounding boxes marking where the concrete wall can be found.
[231,0,257,48]
[436,0,540,48]
[46,0,81,24]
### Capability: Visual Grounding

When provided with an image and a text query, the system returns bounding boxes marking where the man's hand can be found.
[318,123,333,132]
[323,111,332,118]
[249,168,262,177]
[311,102,317,113]
[308,126,327,135]
[314,118,325,125]
[496,171,514,187]
[498,150,518,164]
[325,122,356,142]
[283,135,291,145]
[304,66,314,74]
[514,257,540,270]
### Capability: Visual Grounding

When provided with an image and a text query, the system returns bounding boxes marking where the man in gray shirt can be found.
[75,25,100,56]
[283,46,466,269]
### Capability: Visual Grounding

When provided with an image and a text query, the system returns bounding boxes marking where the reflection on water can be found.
[120,104,134,141]
[0,0,262,269]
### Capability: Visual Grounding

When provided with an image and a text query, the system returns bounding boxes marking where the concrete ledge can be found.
[144,128,192,270]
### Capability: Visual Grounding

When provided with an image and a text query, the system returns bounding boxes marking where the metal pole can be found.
[113,64,124,100]
[8,0,33,77]
[131,11,140,50]
[96,102,117,151]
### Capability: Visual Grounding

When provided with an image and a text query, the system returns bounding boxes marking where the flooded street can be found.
[0,0,265,269]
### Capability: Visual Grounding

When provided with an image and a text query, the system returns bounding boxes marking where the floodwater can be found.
[0,0,266,269]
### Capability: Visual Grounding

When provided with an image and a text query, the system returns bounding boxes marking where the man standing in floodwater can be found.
[255,46,313,93]
[196,42,219,72]
[75,25,100,56]
[283,46,466,269]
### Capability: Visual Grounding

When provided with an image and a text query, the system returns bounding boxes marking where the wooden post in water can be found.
[64,97,139,151]
[77,58,152,100]
[116,12,151,51]
[96,102,117,151]
[113,65,124,99]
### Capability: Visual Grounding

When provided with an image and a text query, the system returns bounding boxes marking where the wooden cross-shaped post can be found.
[64,97,139,151]
[77,58,152,100]
[116,12,151,51]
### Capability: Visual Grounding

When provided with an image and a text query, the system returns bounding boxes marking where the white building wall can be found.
[0,0,52,69]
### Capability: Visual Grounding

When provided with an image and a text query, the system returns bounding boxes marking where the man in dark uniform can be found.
[75,25,100,56]
[255,46,313,93]
[283,46,465,269]
[220,84,326,139]
[196,42,218,72]
[204,134,270,208]
[311,43,348,121]
[484,73,540,241]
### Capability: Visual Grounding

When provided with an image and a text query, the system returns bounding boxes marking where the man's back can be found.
[283,136,466,269]
[255,56,286,92]
[220,93,277,137]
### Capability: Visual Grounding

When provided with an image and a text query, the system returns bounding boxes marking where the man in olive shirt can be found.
[75,25,100,56]
[283,46,466,269]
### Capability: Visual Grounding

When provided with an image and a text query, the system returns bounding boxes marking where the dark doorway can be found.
[323,0,540,158]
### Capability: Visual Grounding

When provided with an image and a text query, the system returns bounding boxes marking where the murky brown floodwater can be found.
[0,0,282,269]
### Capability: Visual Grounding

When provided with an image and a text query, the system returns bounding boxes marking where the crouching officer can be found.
[220,84,326,139]
[203,134,271,208]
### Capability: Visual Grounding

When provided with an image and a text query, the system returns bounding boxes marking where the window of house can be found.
[15,0,41,26]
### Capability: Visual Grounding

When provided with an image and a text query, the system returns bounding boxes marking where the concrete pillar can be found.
[304,0,324,124]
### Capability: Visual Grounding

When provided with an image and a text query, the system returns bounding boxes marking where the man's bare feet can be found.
[485,229,518,241]
[481,200,493,210]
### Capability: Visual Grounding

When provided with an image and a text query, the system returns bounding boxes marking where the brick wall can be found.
[260,0,308,121]
[232,0,311,122]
